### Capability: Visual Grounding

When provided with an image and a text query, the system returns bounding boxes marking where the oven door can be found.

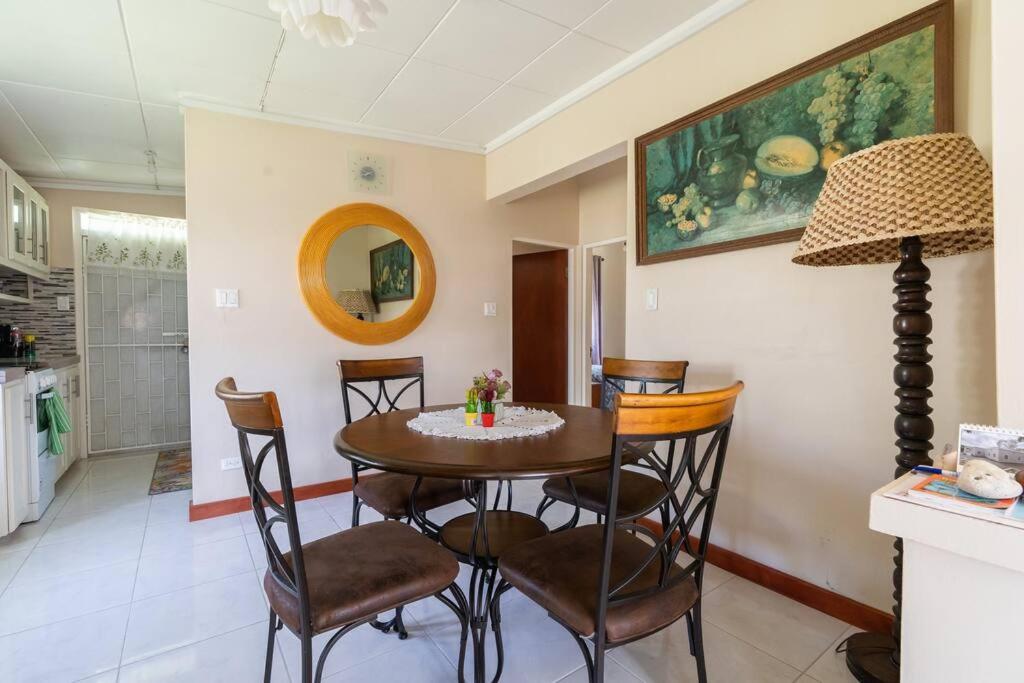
[33,390,57,514]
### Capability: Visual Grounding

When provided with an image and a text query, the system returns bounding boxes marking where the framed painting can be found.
[635,0,952,265]
[370,238,415,303]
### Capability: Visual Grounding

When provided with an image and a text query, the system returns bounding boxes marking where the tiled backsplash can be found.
[86,266,190,452]
[0,267,77,357]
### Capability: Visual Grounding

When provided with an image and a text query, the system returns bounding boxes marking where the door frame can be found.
[574,236,628,406]
[511,237,577,404]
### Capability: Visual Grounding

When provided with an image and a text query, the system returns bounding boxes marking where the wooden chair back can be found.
[337,357,425,424]
[214,377,310,632]
[598,357,688,410]
[594,382,744,648]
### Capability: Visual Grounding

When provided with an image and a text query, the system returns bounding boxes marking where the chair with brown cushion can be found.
[500,382,743,682]
[215,377,469,683]
[536,358,688,530]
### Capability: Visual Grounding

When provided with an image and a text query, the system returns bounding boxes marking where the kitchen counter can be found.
[0,354,81,383]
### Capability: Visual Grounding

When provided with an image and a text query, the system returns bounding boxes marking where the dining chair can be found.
[536,357,688,530]
[215,377,469,683]
[500,382,743,683]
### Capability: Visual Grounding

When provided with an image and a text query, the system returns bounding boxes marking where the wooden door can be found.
[513,249,568,403]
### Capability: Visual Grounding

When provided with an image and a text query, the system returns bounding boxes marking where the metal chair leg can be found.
[351,496,362,528]
[264,608,280,683]
[434,583,471,683]
[684,611,696,656]
[691,602,707,683]
[394,605,409,640]
[300,630,313,683]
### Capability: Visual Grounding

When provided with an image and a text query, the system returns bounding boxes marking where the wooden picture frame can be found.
[369,238,415,304]
[635,0,953,265]
[298,203,435,345]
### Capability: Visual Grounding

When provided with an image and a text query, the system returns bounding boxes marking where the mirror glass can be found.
[325,225,419,323]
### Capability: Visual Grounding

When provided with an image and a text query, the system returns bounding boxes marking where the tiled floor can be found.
[0,453,861,682]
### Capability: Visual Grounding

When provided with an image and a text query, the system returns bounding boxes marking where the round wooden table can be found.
[334,402,614,683]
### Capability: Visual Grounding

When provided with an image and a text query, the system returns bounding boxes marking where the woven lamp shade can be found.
[336,289,376,315]
[792,133,993,267]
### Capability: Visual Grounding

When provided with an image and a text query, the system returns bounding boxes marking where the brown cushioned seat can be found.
[439,511,548,561]
[354,473,466,518]
[265,520,458,634]
[499,525,698,644]
[542,469,666,517]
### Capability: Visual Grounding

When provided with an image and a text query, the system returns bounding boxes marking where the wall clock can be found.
[348,152,390,194]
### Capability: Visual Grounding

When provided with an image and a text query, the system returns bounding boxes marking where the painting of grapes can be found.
[635,5,950,264]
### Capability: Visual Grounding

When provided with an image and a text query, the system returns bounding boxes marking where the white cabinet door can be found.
[4,381,29,533]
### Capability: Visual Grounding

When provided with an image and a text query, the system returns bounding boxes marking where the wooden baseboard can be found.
[188,477,355,521]
[636,518,892,634]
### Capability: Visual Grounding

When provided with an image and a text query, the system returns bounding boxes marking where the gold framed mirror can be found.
[298,203,436,345]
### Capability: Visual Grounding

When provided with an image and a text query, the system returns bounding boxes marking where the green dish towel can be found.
[42,390,72,456]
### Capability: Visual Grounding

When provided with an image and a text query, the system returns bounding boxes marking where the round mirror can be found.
[298,203,435,344]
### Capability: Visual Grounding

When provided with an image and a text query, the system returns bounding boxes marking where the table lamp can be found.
[792,132,994,682]
[337,289,377,321]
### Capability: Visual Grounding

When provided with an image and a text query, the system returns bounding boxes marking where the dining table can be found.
[334,401,615,683]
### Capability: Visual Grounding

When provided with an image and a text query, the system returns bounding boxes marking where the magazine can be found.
[907,474,1016,511]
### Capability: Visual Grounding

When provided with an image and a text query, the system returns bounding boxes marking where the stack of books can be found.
[886,472,1024,528]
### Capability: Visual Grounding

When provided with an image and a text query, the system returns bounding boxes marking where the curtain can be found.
[82,210,187,273]
[591,254,603,365]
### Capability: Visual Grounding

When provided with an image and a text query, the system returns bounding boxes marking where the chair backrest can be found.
[598,357,688,411]
[337,356,425,425]
[594,382,744,645]
[214,377,310,630]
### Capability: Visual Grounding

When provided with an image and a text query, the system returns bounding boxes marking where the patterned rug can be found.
[149,448,192,495]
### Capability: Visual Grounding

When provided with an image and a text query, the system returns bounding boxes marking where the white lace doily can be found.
[407,406,565,441]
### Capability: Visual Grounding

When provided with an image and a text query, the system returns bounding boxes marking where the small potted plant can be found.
[478,387,496,427]
[472,370,511,425]
[464,388,479,426]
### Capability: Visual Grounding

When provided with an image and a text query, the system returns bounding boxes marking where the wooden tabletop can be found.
[334,402,614,480]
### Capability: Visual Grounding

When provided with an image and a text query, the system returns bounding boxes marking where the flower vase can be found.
[494,400,505,423]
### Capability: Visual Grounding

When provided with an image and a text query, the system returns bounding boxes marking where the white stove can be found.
[25,367,57,521]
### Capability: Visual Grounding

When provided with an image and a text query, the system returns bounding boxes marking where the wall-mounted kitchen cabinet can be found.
[0,157,50,281]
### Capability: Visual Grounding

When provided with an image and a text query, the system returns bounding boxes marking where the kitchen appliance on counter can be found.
[24,367,58,521]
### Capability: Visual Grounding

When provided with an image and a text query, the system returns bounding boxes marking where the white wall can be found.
[185,108,578,504]
[588,242,627,360]
[992,0,1024,426]
[487,0,996,611]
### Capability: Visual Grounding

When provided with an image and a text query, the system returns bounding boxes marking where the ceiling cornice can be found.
[482,0,748,153]
[178,97,487,155]
[26,177,185,196]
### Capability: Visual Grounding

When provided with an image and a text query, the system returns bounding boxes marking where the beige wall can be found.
[38,187,186,269]
[587,242,627,362]
[578,158,628,245]
[185,108,578,504]
[487,0,995,611]
[992,0,1024,425]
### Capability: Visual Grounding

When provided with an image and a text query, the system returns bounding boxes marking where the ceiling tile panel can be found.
[269,38,406,114]
[143,104,185,168]
[443,84,553,145]
[362,59,499,136]
[358,0,456,55]
[501,0,608,28]
[56,158,159,186]
[511,33,627,97]
[0,0,136,100]
[416,0,567,81]
[0,91,62,178]
[1,84,148,166]
[199,0,278,20]
[262,83,371,123]
[577,0,717,52]
[124,0,280,107]
[157,167,186,188]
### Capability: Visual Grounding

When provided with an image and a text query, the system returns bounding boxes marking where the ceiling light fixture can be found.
[268,0,388,47]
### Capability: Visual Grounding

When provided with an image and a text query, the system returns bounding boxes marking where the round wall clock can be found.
[348,152,390,194]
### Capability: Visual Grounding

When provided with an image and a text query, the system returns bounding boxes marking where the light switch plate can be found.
[215,289,239,308]
[221,456,242,471]
[56,295,70,311]
[645,288,658,311]
[483,302,497,317]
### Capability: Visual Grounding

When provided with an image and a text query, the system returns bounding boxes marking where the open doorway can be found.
[512,240,571,403]
[584,239,626,406]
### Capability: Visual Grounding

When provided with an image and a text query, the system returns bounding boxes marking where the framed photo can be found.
[635,0,952,265]
[958,424,1024,475]
[369,239,415,304]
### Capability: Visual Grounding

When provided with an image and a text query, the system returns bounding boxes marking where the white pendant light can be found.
[268,0,388,47]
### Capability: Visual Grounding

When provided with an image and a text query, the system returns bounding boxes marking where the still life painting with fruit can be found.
[637,19,944,264]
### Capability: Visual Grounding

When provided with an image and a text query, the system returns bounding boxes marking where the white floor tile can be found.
[804,625,861,683]
[0,519,51,555]
[321,630,457,682]
[701,577,848,671]
[610,619,802,683]
[59,485,152,516]
[118,622,290,682]
[121,572,268,664]
[0,605,127,683]
[0,560,137,636]
[700,563,736,595]
[39,502,150,547]
[147,490,194,526]
[133,535,255,600]
[11,527,144,584]
[74,671,119,682]
[558,659,642,683]
[140,514,243,556]
[0,550,29,592]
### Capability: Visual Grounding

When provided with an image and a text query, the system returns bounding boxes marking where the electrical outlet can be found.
[483,302,497,317]
[215,289,239,308]
[645,288,658,311]
[221,456,242,471]
[56,295,70,311]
